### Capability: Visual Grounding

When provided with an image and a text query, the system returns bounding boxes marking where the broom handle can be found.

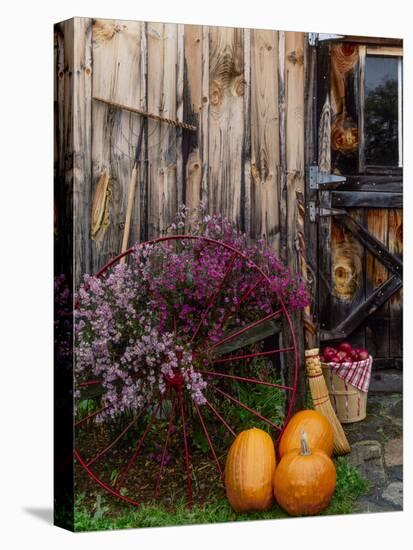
[304,305,318,350]
[119,164,138,264]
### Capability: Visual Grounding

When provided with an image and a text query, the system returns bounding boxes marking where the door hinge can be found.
[309,166,347,190]
[308,201,346,223]
[308,33,345,46]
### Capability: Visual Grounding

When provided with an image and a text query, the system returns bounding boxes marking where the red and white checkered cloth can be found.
[325,356,373,392]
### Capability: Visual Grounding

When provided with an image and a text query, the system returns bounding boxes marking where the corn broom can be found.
[305,348,351,455]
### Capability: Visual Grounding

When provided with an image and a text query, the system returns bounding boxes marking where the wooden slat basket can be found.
[321,358,372,423]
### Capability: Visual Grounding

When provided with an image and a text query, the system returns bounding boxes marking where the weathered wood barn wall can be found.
[54,18,403,374]
[54,18,306,291]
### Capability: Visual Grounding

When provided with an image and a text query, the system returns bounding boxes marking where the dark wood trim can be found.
[341,36,403,47]
[320,274,402,341]
[316,40,332,351]
[315,177,402,193]
[304,36,319,347]
[357,45,366,173]
[319,177,402,192]
[332,191,402,209]
[365,166,403,176]
[335,214,402,276]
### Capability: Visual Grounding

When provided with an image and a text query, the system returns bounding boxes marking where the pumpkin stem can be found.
[300,431,311,456]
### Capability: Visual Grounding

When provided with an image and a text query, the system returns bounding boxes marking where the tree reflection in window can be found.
[365,56,400,167]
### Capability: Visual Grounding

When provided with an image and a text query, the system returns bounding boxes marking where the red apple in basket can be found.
[323,347,336,362]
[357,349,369,361]
[337,351,349,363]
[338,341,353,354]
[349,349,358,361]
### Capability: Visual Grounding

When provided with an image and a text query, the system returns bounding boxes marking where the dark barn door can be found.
[306,35,403,369]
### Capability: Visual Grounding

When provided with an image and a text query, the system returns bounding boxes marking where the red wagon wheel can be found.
[74,235,299,508]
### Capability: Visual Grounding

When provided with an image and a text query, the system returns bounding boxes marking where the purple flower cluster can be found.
[75,206,309,421]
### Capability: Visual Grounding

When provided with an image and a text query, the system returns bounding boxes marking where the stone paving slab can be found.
[338,374,403,513]
[384,438,403,467]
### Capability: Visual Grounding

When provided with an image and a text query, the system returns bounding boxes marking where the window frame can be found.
[359,45,403,174]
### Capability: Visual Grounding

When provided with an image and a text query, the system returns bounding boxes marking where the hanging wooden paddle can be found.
[92,96,198,264]
[119,120,145,264]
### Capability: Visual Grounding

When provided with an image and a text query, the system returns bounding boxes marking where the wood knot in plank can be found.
[232,75,245,97]
[331,227,363,302]
[92,20,125,44]
[287,48,304,66]
[209,80,224,107]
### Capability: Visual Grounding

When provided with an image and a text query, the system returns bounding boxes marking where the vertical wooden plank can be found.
[201,26,210,205]
[278,31,287,264]
[278,30,289,392]
[250,29,280,252]
[73,17,93,285]
[388,208,403,360]
[365,209,389,357]
[283,31,306,409]
[208,26,244,226]
[139,22,148,242]
[285,32,305,274]
[182,24,203,210]
[147,22,178,237]
[176,24,185,208]
[92,19,146,268]
[242,28,251,236]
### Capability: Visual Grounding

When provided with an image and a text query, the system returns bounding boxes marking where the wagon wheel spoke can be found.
[203,397,236,438]
[191,252,237,343]
[78,379,102,387]
[115,398,163,491]
[85,417,137,468]
[194,402,224,481]
[212,387,282,432]
[209,275,265,338]
[178,389,193,506]
[212,346,294,366]
[196,369,294,392]
[154,392,177,498]
[75,404,112,427]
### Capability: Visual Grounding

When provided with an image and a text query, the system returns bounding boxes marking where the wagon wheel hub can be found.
[164,369,184,391]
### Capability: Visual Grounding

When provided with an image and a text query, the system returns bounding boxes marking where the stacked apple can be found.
[321,342,369,364]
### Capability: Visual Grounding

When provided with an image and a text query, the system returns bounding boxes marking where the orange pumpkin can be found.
[274,431,336,516]
[225,428,276,513]
[278,409,334,458]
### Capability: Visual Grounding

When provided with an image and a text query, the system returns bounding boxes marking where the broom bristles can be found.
[305,348,351,455]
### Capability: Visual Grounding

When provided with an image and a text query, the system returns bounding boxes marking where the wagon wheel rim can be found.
[74,235,299,508]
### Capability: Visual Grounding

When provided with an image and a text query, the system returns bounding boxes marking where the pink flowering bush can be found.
[75,205,309,421]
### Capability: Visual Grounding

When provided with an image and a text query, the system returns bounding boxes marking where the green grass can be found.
[74,457,370,531]
[322,457,370,515]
